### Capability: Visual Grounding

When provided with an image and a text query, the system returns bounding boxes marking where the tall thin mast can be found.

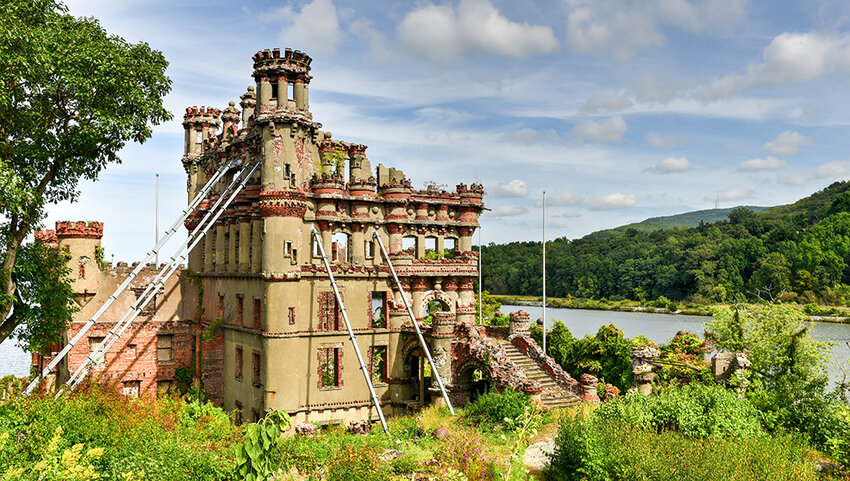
[478,224,482,324]
[542,190,546,355]
[155,173,159,265]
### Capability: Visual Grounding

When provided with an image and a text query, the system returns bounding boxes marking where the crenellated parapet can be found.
[252,48,312,114]
[56,221,104,239]
[34,229,59,248]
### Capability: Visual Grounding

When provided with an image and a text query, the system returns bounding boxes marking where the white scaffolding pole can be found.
[310,228,389,434]
[57,162,260,396]
[24,160,239,396]
[372,230,455,415]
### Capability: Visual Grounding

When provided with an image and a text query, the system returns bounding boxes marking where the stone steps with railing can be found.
[497,340,583,409]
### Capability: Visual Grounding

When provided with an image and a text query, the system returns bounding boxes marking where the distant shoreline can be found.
[493,294,850,324]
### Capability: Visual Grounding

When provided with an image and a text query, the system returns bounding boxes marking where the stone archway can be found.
[420,289,453,318]
[453,359,490,406]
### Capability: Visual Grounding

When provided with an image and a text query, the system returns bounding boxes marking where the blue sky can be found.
[46,0,850,261]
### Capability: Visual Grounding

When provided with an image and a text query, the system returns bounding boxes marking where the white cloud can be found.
[647,133,686,148]
[398,0,559,63]
[489,205,530,217]
[276,0,341,56]
[816,161,847,178]
[705,188,753,202]
[589,193,638,210]
[650,156,691,174]
[581,94,633,114]
[737,156,787,172]
[574,116,627,143]
[565,0,747,61]
[493,179,528,197]
[539,192,582,206]
[700,32,850,99]
[763,130,813,156]
[554,211,582,218]
[780,174,810,186]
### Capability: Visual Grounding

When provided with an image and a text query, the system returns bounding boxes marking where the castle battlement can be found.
[55,221,104,239]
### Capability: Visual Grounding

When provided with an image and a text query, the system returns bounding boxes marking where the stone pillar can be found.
[239,217,251,273]
[456,277,475,324]
[509,310,530,336]
[457,227,474,254]
[443,278,459,315]
[430,310,455,391]
[240,86,255,128]
[579,374,600,404]
[411,278,426,321]
[251,215,263,273]
[387,224,403,255]
[228,220,238,273]
[351,226,365,265]
[214,222,225,272]
[630,346,660,395]
[203,228,213,273]
[294,79,308,111]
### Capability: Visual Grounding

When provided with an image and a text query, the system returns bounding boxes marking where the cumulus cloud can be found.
[589,193,638,210]
[398,0,559,63]
[816,162,847,178]
[276,0,341,56]
[647,133,686,148]
[649,156,691,174]
[704,188,753,202]
[763,130,813,156]
[574,116,627,143]
[538,192,582,207]
[580,94,633,114]
[700,32,850,99]
[737,156,787,172]
[489,205,530,217]
[565,0,747,61]
[493,179,528,197]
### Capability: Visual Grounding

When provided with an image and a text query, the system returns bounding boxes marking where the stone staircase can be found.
[498,340,582,409]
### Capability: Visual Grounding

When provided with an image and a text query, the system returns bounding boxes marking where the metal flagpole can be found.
[543,190,547,355]
[155,174,159,265]
[372,230,455,414]
[310,228,389,434]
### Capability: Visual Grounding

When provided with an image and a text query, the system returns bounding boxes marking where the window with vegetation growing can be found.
[371,292,385,328]
[319,346,341,388]
[371,346,387,384]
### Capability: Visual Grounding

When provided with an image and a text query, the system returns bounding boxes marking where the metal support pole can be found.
[372,230,455,415]
[542,190,547,355]
[24,160,239,396]
[58,163,259,395]
[478,226,482,325]
[310,228,389,434]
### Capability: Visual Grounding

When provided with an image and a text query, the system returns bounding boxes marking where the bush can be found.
[546,415,820,481]
[326,444,390,481]
[464,388,531,429]
[595,384,765,439]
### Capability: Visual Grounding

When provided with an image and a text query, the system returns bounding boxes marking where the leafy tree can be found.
[0,0,172,344]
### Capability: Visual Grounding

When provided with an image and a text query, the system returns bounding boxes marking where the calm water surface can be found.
[504,304,850,387]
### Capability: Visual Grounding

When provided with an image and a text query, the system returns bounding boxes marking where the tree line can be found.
[482,181,850,305]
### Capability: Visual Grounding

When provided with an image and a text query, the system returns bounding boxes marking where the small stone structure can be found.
[630,345,661,395]
[712,350,751,385]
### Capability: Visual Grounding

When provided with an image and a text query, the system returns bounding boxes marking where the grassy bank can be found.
[491,294,850,322]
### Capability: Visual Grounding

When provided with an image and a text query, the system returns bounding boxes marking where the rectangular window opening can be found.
[235,347,243,381]
[371,292,385,328]
[252,352,261,386]
[157,335,174,364]
[236,295,244,326]
[123,380,141,398]
[253,298,262,329]
[402,236,417,257]
[88,336,106,366]
[284,241,293,258]
[319,347,341,388]
[371,346,387,384]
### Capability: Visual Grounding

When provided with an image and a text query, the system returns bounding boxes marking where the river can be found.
[503,304,850,388]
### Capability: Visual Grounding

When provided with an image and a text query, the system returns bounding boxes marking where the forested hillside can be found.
[482,181,850,303]
[584,206,771,239]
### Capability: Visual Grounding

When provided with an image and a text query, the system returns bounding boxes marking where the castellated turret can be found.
[252,47,312,114]
[35,221,104,306]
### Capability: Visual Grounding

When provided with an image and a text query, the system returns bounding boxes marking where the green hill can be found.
[585,206,772,239]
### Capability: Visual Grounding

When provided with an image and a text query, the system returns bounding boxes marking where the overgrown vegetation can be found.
[483,181,850,307]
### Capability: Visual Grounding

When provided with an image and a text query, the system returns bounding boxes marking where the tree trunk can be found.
[0,222,30,344]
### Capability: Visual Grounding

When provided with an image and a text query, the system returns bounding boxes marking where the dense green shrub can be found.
[463,387,531,429]
[532,322,633,392]
[595,384,764,438]
[0,383,241,480]
[545,415,820,481]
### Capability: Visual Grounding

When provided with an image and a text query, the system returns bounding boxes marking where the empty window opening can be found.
[288,306,296,325]
[424,299,450,323]
[123,380,141,398]
[157,380,172,396]
[444,238,457,257]
[365,240,375,259]
[157,335,174,364]
[371,292,385,328]
[319,347,341,388]
[371,346,387,384]
[270,81,278,100]
[287,82,294,100]
[252,352,261,386]
[284,241,293,258]
[196,131,203,143]
[402,236,417,256]
[424,236,438,258]
[223,232,230,266]
[253,298,262,329]
[235,347,243,381]
[234,231,240,266]
[331,232,349,263]
[236,295,244,326]
[88,336,106,366]
[312,236,321,258]
[124,344,137,360]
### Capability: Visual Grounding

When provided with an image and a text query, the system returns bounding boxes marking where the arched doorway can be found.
[403,347,432,410]
[454,360,490,406]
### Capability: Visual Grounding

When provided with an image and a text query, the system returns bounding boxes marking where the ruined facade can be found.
[35,48,585,424]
